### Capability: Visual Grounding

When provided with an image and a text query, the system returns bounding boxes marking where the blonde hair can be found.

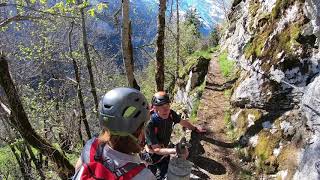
[98,126,144,154]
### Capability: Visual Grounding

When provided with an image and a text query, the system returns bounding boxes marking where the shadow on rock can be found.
[190,156,226,175]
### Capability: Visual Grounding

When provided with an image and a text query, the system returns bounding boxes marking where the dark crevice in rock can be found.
[296,34,318,48]
[231,0,243,8]
[306,71,319,85]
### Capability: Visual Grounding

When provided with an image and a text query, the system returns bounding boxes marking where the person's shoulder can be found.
[170,109,178,115]
[132,167,156,180]
[170,109,181,118]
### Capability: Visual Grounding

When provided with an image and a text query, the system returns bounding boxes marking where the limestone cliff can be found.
[221,0,320,179]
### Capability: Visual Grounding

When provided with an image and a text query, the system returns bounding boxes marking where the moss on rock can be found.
[254,130,282,174]
[277,143,299,178]
[234,109,263,138]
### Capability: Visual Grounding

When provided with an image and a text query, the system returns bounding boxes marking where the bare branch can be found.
[0,100,11,115]
[133,42,155,49]
[0,15,42,28]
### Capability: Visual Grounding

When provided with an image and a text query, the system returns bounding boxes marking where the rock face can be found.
[175,56,210,114]
[295,75,320,180]
[221,0,320,178]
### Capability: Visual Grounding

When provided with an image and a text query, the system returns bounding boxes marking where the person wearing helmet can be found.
[145,91,206,180]
[73,87,156,180]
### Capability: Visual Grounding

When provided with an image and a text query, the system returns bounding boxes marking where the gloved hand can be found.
[176,137,190,160]
[193,126,207,133]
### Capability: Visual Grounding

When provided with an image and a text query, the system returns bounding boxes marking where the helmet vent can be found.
[123,106,137,118]
[142,102,146,106]
[134,98,140,102]
[104,104,112,109]
[133,111,141,118]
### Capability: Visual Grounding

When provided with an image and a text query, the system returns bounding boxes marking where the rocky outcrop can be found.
[294,75,320,179]
[174,56,210,114]
[221,0,320,178]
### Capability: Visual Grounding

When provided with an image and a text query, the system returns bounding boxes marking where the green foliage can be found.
[97,3,108,12]
[190,81,206,122]
[224,110,232,129]
[191,49,212,60]
[0,146,20,179]
[218,51,235,78]
[184,8,202,37]
[224,89,232,99]
[209,29,220,47]
[210,45,220,52]
[239,169,253,180]
[66,0,76,4]
[179,50,211,79]
[87,8,95,16]
[139,61,156,102]
[178,23,203,56]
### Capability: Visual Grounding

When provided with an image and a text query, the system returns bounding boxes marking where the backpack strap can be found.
[116,162,146,179]
[88,139,144,179]
[89,138,100,162]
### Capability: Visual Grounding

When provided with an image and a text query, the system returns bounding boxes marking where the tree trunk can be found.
[0,55,74,179]
[121,0,140,90]
[9,144,29,180]
[68,22,91,140]
[18,143,32,180]
[26,143,46,180]
[175,0,180,81]
[155,0,166,91]
[77,0,99,114]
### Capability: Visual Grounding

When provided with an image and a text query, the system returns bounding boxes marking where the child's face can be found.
[154,103,170,119]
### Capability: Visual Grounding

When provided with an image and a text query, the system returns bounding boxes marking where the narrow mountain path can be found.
[191,54,241,179]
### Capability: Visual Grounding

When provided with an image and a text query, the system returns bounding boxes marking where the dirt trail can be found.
[190,54,241,179]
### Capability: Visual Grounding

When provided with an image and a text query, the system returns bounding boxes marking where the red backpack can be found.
[79,139,146,180]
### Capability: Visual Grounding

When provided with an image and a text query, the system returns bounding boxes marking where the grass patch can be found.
[224,109,237,140]
[210,45,220,52]
[224,89,232,99]
[239,169,253,180]
[190,81,206,123]
[218,51,235,78]
[0,145,20,178]
[191,49,212,59]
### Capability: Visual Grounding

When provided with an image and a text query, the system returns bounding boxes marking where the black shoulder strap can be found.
[114,162,145,177]
[94,142,106,162]
[93,142,117,173]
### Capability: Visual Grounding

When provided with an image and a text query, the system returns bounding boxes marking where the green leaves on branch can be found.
[87,3,108,17]
[43,1,108,17]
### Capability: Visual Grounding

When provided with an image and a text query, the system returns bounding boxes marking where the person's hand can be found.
[178,147,189,160]
[194,126,207,133]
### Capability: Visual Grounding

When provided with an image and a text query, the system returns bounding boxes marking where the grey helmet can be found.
[99,87,149,135]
